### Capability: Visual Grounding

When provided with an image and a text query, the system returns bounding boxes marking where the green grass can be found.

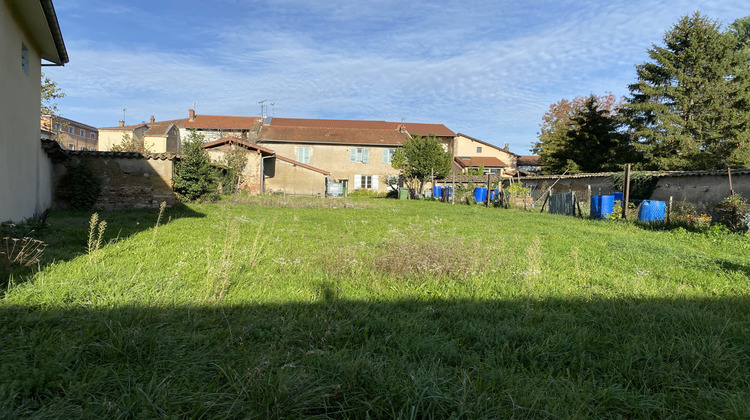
[2,197,750,418]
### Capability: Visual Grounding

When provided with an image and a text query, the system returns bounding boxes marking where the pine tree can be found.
[174,130,217,201]
[624,12,750,170]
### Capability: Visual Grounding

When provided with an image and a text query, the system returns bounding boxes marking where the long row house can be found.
[99,110,528,196]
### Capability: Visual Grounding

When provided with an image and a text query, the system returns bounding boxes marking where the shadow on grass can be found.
[2,291,750,418]
[1,203,205,285]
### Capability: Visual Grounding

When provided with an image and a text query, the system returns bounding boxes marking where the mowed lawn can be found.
[2,197,750,418]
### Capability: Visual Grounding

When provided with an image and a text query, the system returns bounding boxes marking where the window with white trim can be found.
[68,126,74,134]
[54,123,62,131]
[80,129,85,136]
[354,174,379,190]
[382,148,395,163]
[350,148,369,163]
[297,146,311,164]
[80,146,86,151]
[67,143,74,150]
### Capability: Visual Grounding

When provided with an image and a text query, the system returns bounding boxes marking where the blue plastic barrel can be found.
[638,200,666,222]
[613,192,623,202]
[444,186,452,198]
[432,186,442,199]
[590,195,615,219]
[474,187,488,203]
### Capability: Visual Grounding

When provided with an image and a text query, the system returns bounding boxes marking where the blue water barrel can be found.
[444,186,452,198]
[638,200,666,222]
[474,187,488,203]
[590,195,615,219]
[432,186,442,199]
[613,192,623,202]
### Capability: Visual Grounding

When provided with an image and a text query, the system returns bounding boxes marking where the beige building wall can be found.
[453,135,517,169]
[98,126,147,151]
[0,2,54,222]
[206,146,264,194]
[266,159,327,196]
[264,142,400,193]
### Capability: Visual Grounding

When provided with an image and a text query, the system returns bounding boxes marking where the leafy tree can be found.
[533,93,624,174]
[623,12,750,170]
[174,130,217,201]
[41,72,65,116]
[110,133,152,154]
[391,133,452,196]
[220,145,247,194]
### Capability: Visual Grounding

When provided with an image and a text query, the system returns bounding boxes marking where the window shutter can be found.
[354,174,361,189]
[371,175,379,190]
[350,148,356,162]
[382,149,388,163]
[363,148,369,163]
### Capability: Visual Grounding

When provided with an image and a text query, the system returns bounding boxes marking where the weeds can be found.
[87,213,107,264]
[151,201,167,244]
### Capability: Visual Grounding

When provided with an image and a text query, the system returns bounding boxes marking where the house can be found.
[99,116,181,153]
[517,155,543,175]
[40,115,98,150]
[1,0,68,222]
[202,137,330,196]
[451,133,518,176]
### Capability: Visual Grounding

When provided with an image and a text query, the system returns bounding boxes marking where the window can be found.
[68,126,74,134]
[476,147,482,153]
[350,148,369,163]
[67,143,74,150]
[90,133,96,139]
[382,149,395,164]
[80,129,85,136]
[354,174,379,190]
[297,146,311,164]
[80,146,86,151]
[54,123,62,131]
[21,43,29,75]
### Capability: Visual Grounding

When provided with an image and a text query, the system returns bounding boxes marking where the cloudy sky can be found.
[46,0,747,153]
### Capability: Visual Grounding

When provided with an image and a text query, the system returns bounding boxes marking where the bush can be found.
[174,130,218,202]
[59,160,101,210]
[667,200,711,231]
[348,189,382,198]
[715,194,749,232]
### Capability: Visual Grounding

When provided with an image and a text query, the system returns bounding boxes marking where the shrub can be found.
[715,194,749,232]
[667,200,711,231]
[59,159,101,210]
[174,130,218,202]
[348,189,382,198]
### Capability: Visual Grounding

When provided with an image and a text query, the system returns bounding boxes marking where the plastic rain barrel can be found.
[613,192,623,202]
[432,186,442,199]
[638,200,666,222]
[444,186,452,198]
[590,195,615,219]
[474,187,488,203]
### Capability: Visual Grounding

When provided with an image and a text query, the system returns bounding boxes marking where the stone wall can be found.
[54,152,177,210]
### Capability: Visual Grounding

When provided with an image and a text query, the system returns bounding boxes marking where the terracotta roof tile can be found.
[269,117,455,137]
[202,137,275,155]
[258,126,410,146]
[517,155,541,165]
[181,115,261,130]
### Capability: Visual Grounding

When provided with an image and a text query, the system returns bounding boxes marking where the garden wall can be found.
[54,151,178,210]
[520,169,750,213]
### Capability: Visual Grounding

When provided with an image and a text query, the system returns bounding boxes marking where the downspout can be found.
[261,153,275,193]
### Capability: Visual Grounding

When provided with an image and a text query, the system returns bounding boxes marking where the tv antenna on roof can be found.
[122,108,127,122]
[258,100,267,119]
[270,102,276,118]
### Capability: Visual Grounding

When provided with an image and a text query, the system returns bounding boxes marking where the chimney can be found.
[118,120,125,127]
[189,109,196,122]
[150,115,155,124]
[504,143,509,151]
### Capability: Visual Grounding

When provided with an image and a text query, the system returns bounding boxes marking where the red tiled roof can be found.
[269,118,455,137]
[99,123,148,131]
[202,137,275,155]
[454,156,508,168]
[181,115,261,130]
[258,126,410,146]
[144,121,177,136]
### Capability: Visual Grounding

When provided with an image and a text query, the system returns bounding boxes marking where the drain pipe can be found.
[261,153,275,193]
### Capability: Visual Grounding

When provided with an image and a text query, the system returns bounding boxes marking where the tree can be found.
[220,145,247,195]
[623,12,750,170]
[391,133,452,196]
[533,93,624,174]
[174,129,217,201]
[41,72,65,116]
[110,133,152,154]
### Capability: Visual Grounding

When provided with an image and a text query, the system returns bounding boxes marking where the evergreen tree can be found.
[391,133,452,195]
[623,12,750,170]
[174,130,217,201]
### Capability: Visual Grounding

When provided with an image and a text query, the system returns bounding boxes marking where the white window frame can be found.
[80,146,86,151]
[297,146,311,164]
[350,148,369,163]
[353,174,379,190]
[80,129,85,136]
[67,143,74,150]
[54,123,62,131]
[68,126,74,134]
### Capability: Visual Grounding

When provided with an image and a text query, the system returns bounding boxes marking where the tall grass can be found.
[1,198,750,417]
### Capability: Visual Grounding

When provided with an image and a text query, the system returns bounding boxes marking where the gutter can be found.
[40,0,69,65]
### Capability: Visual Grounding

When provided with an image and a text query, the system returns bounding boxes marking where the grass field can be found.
[2,197,750,418]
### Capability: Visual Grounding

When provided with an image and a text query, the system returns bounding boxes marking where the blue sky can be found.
[46,0,748,153]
